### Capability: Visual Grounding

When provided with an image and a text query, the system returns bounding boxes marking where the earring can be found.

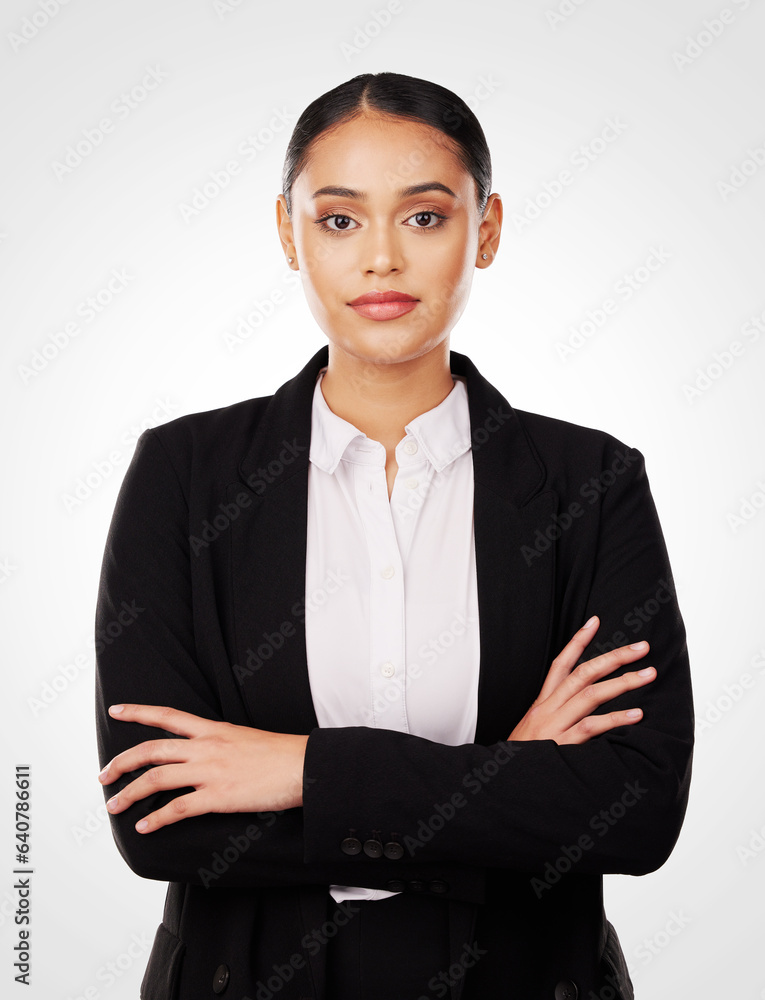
[481,253,488,260]
[287,257,294,263]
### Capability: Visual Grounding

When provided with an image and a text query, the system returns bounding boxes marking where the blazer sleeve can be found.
[301,440,694,876]
[95,428,485,902]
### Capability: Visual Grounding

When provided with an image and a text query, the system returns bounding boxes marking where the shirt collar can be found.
[309,367,472,476]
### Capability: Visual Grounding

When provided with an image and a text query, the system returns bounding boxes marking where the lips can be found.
[348,289,419,321]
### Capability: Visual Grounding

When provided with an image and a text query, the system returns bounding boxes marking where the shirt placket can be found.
[350,440,409,733]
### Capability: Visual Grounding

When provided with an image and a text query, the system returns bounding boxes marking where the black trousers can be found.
[323,890,453,1000]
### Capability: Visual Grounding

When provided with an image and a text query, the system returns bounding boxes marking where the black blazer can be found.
[95,344,694,1000]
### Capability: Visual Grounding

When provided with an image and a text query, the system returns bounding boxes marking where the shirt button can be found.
[403,440,418,455]
[381,565,395,579]
[405,478,419,490]
[380,662,395,678]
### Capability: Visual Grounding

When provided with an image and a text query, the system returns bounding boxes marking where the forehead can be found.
[294,114,472,196]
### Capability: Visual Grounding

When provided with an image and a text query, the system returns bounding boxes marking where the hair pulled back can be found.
[281,72,492,218]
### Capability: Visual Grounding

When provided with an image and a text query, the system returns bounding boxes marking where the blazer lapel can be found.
[451,350,558,745]
[231,345,557,745]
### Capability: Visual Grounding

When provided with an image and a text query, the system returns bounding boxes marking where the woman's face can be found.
[277,113,501,369]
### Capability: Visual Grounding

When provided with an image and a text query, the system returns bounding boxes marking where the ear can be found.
[276,194,298,267]
[476,192,503,267]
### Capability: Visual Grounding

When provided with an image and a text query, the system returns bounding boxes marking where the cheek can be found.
[431,245,474,301]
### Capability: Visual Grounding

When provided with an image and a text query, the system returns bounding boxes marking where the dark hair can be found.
[281,72,492,219]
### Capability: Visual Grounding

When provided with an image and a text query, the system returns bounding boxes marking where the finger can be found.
[105,763,201,815]
[556,665,656,733]
[107,703,217,738]
[537,616,600,702]
[99,737,192,784]
[546,641,650,711]
[133,791,208,834]
[557,707,645,746]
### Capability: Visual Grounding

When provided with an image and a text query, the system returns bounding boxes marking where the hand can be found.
[97,704,309,833]
[507,616,655,745]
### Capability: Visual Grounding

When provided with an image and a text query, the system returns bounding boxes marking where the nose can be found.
[361,218,404,276]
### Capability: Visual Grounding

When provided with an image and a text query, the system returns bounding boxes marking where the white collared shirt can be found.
[305,367,480,903]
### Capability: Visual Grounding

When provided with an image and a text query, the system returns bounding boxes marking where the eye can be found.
[404,211,447,230]
[316,214,359,232]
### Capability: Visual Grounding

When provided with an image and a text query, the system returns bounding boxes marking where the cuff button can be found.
[383,840,403,860]
[340,833,362,855]
[363,836,383,858]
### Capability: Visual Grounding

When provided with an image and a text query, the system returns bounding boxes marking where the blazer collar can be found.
[238,344,545,510]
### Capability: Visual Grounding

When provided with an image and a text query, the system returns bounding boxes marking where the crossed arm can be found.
[95,427,692,887]
[98,619,656,834]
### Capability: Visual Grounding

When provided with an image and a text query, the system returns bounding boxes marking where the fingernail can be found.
[109,705,125,715]
[629,642,647,650]
[637,667,654,677]
[583,616,598,629]
[106,795,119,810]
[136,819,149,832]
[626,709,642,719]
[98,765,110,780]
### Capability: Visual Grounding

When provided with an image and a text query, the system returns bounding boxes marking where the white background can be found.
[1,0,764,997]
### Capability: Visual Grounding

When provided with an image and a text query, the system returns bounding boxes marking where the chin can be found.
[342,330,444,367]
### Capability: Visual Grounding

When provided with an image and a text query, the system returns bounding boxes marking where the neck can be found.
[319,340,455,450]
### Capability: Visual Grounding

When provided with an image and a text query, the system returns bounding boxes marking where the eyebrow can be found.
[311,182,459,201]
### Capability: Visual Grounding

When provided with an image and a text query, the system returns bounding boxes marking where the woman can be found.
[95,72,693,1000]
